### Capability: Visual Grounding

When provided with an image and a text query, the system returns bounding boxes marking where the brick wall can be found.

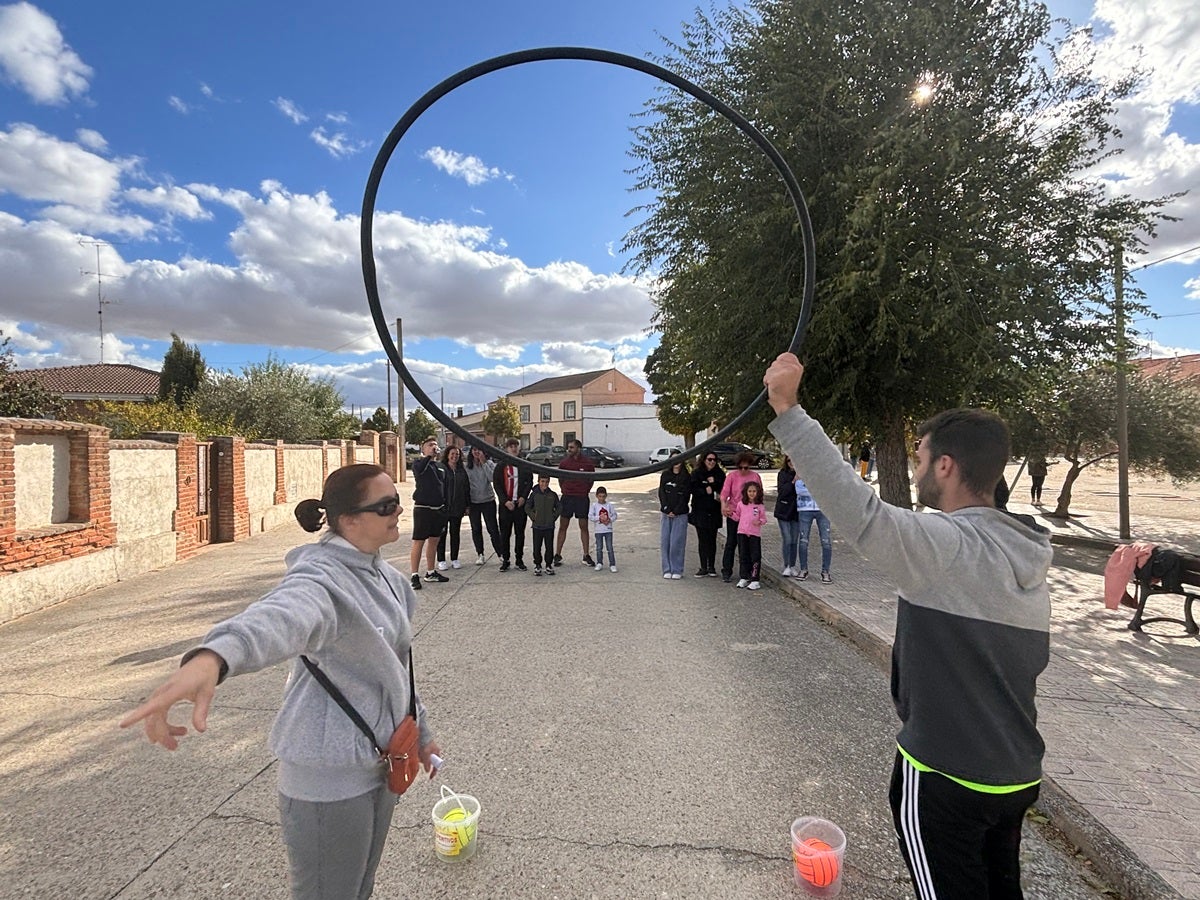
[0,419,116,576]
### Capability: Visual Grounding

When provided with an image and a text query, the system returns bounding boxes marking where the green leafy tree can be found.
[626,0,1164,506]
[1011,364,1200,517]
[645,343,713,448]
[194,354,349,442]
[0,335,65,419]
[404,408,437,445]
[363,406,395,433]
[87,399,236,439]
[158,333,207,407]
[481,396,522,444]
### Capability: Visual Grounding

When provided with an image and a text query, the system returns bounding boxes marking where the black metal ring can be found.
[361,46,815,479]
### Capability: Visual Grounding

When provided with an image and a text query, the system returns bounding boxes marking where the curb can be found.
[762,569,1184,900]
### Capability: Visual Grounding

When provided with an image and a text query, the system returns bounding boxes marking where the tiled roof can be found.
[1134,354,1200,384]
[23,364,161,397]
[508,369,612,397]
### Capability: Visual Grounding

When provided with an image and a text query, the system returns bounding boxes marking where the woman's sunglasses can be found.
[349,495,401,517]
[704,456,717,462]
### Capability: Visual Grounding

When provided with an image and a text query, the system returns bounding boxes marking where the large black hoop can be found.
[361,46,815,479]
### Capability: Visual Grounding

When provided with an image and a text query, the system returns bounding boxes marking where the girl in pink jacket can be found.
[734,481,768,590]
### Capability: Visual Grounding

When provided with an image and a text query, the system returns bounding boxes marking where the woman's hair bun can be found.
[294,498,326,532]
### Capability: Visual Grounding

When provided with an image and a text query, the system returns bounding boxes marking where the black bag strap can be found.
[300,646,416,758]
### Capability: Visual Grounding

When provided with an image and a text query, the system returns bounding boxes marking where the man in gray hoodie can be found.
[764,353,1051,900]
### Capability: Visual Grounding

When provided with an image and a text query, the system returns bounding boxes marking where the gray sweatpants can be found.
[278,787,398,900]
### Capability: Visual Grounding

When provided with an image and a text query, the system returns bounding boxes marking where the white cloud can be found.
[200,82,213,98]
[422,146,509,186]
[273,96,307,124]
[0,182,655,379]
[1075,1,1200,259]
[0,123,125,210]
[326,111,348,124]
[75,127,106,151]
[309,127,366,159]
[125,184,211,221]
[0,2,91,105]
[40,203,154,236]
[168,95,189,114]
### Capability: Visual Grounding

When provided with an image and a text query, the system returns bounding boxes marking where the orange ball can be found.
[794,837,839,887]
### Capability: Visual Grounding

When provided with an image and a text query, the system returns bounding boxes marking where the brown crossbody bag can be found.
[300,648,421,795]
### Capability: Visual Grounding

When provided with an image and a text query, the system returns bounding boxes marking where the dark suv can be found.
[526,445,567,465]
[711,442,774,469]
[580,446,625,468]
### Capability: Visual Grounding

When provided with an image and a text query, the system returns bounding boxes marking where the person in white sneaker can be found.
[436,446,469,572]
[465,446,503,566]
[774,456,800,577]
[795,475,832,585]
[588,486,618,572]
[658,454,691,579]
[733,481,768,590]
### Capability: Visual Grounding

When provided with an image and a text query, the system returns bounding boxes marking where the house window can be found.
[520,405,530,423]
[563,400,577,420]
[540,403,552,421]
[563,431,576,446]
[540,431,553,446]
[520,434,531,452]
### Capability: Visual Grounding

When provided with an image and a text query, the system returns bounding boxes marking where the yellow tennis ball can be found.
[442,807,473,848]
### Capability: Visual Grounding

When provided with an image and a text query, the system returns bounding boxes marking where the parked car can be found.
[649,446,684,464]
[580,446,625,468]
[710,442,774,469]
[526,444,567,465]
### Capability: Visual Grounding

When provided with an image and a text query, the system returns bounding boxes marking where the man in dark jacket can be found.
[493,437,533,571]
[410,437,449,589]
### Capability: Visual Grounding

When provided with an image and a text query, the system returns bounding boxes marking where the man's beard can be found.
[916,466,941,510]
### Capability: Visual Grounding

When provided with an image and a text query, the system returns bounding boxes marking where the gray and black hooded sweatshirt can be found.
[188,533,432,802]
[770,405,1051,787]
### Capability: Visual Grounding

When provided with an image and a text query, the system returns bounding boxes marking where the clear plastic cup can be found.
[790,816,846,897]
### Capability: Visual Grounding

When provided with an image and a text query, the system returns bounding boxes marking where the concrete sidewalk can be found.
[758,497,1200,900]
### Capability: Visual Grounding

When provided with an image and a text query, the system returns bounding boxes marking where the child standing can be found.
[735,481,768,590]
[588,486,618,572]
[526,474,560,576]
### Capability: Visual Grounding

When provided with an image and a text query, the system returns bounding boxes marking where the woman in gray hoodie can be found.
[122,464,440,900]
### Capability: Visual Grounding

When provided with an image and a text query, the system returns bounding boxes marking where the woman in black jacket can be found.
[774,456,800,576]
[658,455,692,578]
[688,451,726,577]
[436,445,470,570]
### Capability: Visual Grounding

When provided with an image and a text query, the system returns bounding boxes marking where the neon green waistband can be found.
[898,745,1041,794]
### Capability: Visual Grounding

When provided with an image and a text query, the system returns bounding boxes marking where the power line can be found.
[1130,244,1200,272]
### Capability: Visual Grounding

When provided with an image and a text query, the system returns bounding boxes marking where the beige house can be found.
[508,368,645,451]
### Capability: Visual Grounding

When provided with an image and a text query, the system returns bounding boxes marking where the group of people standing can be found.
[408,437,605,583]
[658,448,833,589]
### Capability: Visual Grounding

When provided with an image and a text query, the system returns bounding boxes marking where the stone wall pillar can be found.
[212,436,249,543]
[140,432,203,559]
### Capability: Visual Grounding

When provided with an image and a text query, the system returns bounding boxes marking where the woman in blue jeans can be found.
[774,457,800,576]
[795,476,833,583]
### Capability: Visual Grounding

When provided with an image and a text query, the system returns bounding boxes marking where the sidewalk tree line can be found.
[405,408,437,444]
[1009,363,1200,517]
[629,0,1165,507]
[481,396,522,443]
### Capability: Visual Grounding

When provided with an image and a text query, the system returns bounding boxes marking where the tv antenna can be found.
[79,239,124,363]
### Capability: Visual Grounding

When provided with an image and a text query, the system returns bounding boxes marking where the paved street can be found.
[0,472,1128,899]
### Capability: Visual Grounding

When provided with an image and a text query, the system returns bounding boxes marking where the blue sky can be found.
[1,0,1198,420]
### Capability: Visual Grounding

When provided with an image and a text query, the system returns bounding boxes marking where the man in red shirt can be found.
[554,439,596,567]
[493,437,533,571]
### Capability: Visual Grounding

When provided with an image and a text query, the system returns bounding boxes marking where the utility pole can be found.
[386,359,392,430]
[396,318,406,482]
[79,240,121,363]
[1114,239,1131,540]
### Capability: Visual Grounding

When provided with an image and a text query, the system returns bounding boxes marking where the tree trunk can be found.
[878,415,913,509]
[1050,461,1082,518]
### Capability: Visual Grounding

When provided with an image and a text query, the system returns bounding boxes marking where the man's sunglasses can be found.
[349,495,401,517]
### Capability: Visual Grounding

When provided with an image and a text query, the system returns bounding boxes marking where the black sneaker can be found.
[499,560,510,572]
[707,568,718,577]
[424,570,449,583]
[534,566,542,576]
[582,554,596,567]
[694,568,707,578]
[515,560,527,571]
[552,554,563,565]
[546,565,556,576]
[721,574,732,583]
[411,573,422,591]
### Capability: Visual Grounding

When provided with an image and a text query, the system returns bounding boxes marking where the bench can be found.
[1129,549,1200,635]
